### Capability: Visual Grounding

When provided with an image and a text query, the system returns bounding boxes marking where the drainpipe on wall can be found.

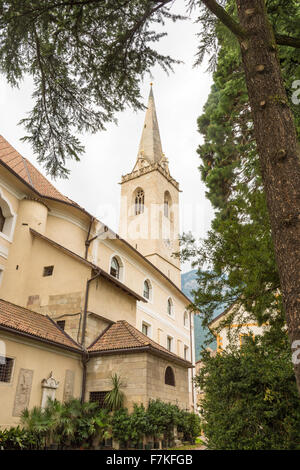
[85,217,94,259]
[81,270,101,347]
[84,219,108,260]
[189,311,195,412]
[81,350,89,404]
[80,269,101,402]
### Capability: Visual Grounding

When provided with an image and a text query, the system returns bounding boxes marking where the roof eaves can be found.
[0,323,82,354]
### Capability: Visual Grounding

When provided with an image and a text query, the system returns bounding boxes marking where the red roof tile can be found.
[88,320,191,366]
[0,298,82,351]
[0,135,75,205]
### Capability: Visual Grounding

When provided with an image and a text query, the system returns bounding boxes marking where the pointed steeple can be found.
[137,85,163,164]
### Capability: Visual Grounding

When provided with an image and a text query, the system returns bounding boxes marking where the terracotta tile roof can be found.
[88,320,192,366]
[0,298,82,351]
[0,135,77,205]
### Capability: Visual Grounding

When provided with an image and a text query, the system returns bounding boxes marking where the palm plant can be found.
[104,374,125,411]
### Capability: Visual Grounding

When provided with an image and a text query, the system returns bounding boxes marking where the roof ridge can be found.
[22,157,34,188]
[121,320,150,346]
[46,314,83,350]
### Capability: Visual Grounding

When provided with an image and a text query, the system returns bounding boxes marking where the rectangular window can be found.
[184,346,189,360]
[167,336,173,352]
[89,391,109,408]
[142,323,149,336]
[0,356,14,383]
[57,320,65,331]
[43,265,54,277]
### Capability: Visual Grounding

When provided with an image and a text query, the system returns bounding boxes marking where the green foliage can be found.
[129,403,149,445]
[2,398,199,449]
[196,331,300,450]
[0,426,40,450]
[111,407,132,445]
[177,410,201,443]
[0,0,183,177]
[110,400,200,446]
[21,397,110,449]
[180,0,300,337]
[146,399,181,439]
[104,373,125,411]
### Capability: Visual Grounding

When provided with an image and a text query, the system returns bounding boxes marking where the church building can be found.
[0,87,195,429]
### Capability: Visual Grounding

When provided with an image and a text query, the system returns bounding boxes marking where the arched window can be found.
[167,298,173,316]
[165,366,175,386]
[164,191,172,218]
[0,190,16,240]
[135,189,144,215]
[184,311,189,327]
[143,279,152,300]
[110,257,120,279]
[0,207,5,233]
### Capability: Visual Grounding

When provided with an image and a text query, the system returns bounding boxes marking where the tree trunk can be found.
[235,0,300,392]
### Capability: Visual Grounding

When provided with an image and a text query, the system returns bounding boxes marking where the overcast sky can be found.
[0,5,215,273]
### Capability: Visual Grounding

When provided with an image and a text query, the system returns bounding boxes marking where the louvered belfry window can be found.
[135,189,144,215]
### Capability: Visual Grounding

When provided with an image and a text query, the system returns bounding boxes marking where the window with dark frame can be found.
[167,298,173,316]
[142,323,149,336]
[167,336,173,352]
[135,189,144,215]
[43,265,54,277]
[165,366,175,386]
[143,280,150,299]
[110,257,120,279]
[0,207,5,233]
[0,356,14,383]
[89,391,109,408]
[57,320,65,331]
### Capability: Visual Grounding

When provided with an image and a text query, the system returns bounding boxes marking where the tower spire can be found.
[137,85,163,164]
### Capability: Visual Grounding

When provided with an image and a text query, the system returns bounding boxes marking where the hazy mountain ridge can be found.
[181,269,219,361]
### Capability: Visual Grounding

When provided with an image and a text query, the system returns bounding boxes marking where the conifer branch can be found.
[200,0,247,40]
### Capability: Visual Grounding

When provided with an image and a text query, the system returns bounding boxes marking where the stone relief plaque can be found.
[12,368,34,417]
[63,370,75,402]
[41,371,59,409]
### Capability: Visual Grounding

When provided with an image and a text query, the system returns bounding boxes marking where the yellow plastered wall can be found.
[0,332,82,429]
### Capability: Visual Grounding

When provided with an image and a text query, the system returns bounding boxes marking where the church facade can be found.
[0,87,195,429]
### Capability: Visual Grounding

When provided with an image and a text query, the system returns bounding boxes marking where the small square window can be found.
[0,356,14,383]
[57,320,65,331]
[43,266,54,277]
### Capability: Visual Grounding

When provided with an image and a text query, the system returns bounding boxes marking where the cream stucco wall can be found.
[0,332,82,429]
[0,156,194,412]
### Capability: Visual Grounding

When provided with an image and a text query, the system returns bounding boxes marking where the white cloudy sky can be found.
[0,5,215,273]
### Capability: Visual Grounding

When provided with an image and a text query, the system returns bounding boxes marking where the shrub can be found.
[0,426,40,450]
[196,331,300,450]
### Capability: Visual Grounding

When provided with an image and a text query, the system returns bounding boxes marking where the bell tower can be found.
[119,85,181,286]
